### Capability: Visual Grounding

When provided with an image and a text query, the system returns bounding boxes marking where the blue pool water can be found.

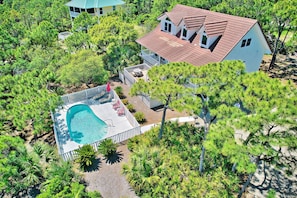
[66,104,107,144]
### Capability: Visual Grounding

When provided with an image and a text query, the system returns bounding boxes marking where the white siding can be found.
[96,5,122,17]
[181,28,196,40]
[176,21,184,36]
[161,20,176,35]
[224,24,271,72]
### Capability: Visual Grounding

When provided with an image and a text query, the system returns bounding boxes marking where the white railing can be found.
[61,86,108,105]
[141,52,160,66]
[51,111,64,155]
[60,126,141,161]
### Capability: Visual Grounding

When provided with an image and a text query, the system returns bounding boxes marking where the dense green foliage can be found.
[134,112,146,123]
[57,50,109,86]
[98,139,118,157]
[124,122,239,197]
[88,15,141,73]
[1,0,296,196]
[0,69,60,135]
[76,144,96,170]
[130,61,297,196]
[115,86,125,98]
[0,136,42,195]
[130,62,196,138]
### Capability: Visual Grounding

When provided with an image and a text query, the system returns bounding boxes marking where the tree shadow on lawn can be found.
[85,158,102,172]
[104,151,124,165]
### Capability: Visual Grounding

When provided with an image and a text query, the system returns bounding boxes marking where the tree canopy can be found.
[129,60,297,196]
[0,0,296,196]
[0,135,42,195]
[130,62,196,138]
[57,50,109,86]
[0,69,60,135]
[88,15,140,73]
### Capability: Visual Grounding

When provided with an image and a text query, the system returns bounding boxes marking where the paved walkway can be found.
[84,143,138,198]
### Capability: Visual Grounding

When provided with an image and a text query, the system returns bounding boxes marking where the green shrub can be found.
[115,86,125,99]
[134,112,146,123]
[76,144,96,170]
[56,87,65,95]
[121,99,129,105]
[98,139,117,157]
[127,103,135,112]
[127,135,142,151]
[267,189,276,198]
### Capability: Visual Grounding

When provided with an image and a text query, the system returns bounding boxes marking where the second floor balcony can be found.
[140,48,168,66]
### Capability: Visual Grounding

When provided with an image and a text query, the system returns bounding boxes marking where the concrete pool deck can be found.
[54,100,134,154]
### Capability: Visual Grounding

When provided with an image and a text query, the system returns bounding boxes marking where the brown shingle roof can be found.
[183,16,206,30]
[204,21,228,37]
[137,4,258,66]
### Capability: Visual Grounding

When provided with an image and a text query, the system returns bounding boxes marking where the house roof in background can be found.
[137,4,259,66]
[66,0,125,9]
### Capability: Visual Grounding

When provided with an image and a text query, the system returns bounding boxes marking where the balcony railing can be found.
[140,51,160,66]
[140,51,169,66]
[69,11,96,18]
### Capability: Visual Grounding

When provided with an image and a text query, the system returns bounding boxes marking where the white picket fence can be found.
[61,126,141,161]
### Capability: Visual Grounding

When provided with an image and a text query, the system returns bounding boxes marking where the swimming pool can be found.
[66,104,107,144]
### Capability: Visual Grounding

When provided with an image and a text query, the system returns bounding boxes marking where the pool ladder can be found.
[104,119,114,127]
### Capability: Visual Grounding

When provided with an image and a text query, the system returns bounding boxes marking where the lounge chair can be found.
[98,92,113,104]
[112,100,120,110]
[91,90,106,100]
[117,107,125,116]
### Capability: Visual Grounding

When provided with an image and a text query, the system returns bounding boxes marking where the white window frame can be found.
[182,27,187,39]
[164,21,172,33]
[200,32,208,48]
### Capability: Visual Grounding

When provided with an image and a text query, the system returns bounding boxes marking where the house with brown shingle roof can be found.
[136,4,271,72]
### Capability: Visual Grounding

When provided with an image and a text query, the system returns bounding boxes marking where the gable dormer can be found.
[162,17,173,33]
[158,12,176,34]
[180,15,205,41]
[199,21,227,49]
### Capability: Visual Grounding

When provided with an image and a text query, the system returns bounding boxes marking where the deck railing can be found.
[51,111,64,155]
[61,86,108,105]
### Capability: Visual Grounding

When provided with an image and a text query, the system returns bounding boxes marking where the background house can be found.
[66,0,125,20]
[136,4,271,72]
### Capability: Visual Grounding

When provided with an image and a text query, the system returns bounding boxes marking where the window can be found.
[70,7,74,11]
[246,38,251,46]
[202,35,207,45]
[74,7,80,12]
[164,22,172,32]
[241,38,251,47]
[99,8,103,14]
[81,8,85,12]
[87,8,95,13]
[182,28,187,38]
[113,5,116,11]
[241,39,246,47]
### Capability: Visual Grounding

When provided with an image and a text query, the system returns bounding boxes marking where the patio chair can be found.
[117,107,125,116]
[91,90,106,100]
[98,92,113,104]
[112,100,120,110]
